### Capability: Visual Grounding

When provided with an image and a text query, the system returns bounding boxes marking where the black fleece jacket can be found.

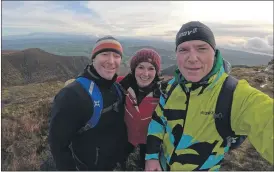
[49,65,128,171]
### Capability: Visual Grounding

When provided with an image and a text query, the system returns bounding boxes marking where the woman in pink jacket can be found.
[117,48,168,170]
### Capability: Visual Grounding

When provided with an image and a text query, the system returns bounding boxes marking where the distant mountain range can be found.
[2,34,273,86]
[2,33,273,68]
[2,47,273,88]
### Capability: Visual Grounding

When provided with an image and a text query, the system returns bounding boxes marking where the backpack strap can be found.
[76,77,103,133]
[76,78,124,134]
[214,75,238,148]
[101,83,123,114]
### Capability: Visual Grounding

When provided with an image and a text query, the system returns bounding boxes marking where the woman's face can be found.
[134,62,156,88]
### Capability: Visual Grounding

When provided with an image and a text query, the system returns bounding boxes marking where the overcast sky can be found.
[1,1,273,54]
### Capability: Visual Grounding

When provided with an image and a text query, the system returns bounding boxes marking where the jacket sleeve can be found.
[231,79,273,164]
[145,103,167,160]
[49,87,88,170]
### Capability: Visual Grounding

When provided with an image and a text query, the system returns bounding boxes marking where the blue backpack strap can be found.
[214,75,247,150]
[76,77,103,133]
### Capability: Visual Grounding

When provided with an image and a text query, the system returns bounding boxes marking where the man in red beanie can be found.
[49,36,128,171]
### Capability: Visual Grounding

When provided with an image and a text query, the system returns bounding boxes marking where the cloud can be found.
[85,1,179,37]
[206,22,273,38]
[2,1,107,35]
[170,1,273,24]
[2,1,273,37]
[244,37,273,54]
[1,1,273,54]
[267,35,273,46]
[222,36,273,55]
[225,38,247,48]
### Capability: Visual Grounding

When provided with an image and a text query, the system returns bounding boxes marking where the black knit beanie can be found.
[176,21,216,51]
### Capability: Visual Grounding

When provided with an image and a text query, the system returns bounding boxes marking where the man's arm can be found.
[49,87,86,170]
[146,103,167,160]
[231,80,273,164]
[145,103,167,171]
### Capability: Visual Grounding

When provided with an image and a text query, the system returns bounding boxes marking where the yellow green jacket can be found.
[145,59,273,170]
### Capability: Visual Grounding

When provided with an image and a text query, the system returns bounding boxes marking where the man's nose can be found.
[187,49,199,63]
[108,54,115,63]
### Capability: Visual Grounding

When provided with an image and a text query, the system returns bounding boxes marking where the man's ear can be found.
[214,49,219,57]
[91,58,95,66]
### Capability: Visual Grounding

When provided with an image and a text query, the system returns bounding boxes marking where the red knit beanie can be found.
[130,48,161,75]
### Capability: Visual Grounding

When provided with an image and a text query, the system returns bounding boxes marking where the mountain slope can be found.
[1,48,90,87]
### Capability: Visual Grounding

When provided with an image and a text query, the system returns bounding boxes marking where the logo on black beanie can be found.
[176,21,216,51]
[178,28,198,38]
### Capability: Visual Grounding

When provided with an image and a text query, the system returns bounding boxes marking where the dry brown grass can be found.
[1,81,62,171]
[231,66,273,98]
[2,101,49,170]
[1,99,53,170]
[221,140,273,171]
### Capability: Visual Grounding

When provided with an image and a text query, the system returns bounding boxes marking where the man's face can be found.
[93,51,121,80]
[176,40,215,82]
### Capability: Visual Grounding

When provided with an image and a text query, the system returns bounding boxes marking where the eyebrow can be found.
[196,44,208,47]
[138,64,155,68]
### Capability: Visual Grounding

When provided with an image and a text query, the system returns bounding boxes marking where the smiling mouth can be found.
[139,76,150,81]
[103,66,115,71]
[186,67,201,71]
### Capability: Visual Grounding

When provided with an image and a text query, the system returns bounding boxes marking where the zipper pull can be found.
[94,147,99,165]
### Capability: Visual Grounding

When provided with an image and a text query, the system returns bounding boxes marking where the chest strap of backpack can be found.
[76,77,123,134]
[76,77,103,133]
[215,75,241,148]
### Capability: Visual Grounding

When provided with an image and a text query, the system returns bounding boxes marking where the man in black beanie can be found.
[145,21,273,171]
[173,21,217,82]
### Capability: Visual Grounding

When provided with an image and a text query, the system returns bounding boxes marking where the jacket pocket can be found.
[69,143,89,170]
